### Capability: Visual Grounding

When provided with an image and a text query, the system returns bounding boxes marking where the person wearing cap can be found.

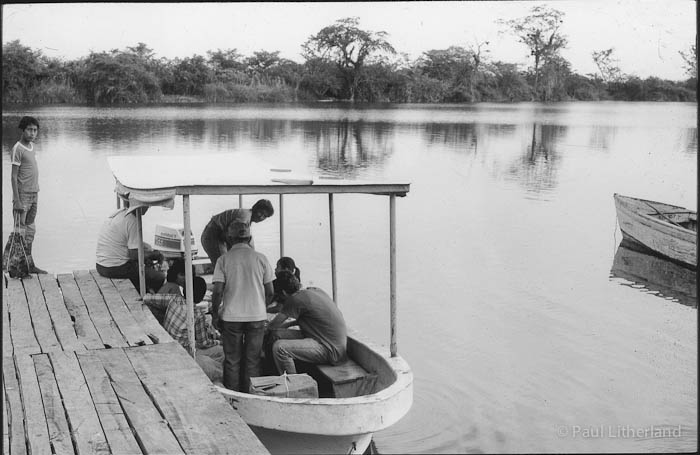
[211,221,275,392]
[95,205,165,293]
[200,199,274,268]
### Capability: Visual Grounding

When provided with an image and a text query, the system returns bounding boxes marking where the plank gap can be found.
[102,360,182,454]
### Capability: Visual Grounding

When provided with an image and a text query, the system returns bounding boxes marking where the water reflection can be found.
[588,125,616,151]
[2,119,20,154]
[485,124,517,136]
[507,123,567,194]
[679,128,698,155]
[308,120,393,177]
[610,239,697,308]
[424,122,478,152]
[235,119,290,143]
[85,117,157,147]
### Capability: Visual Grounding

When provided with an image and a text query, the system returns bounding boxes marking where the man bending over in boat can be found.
[96,205,165,293]
[266,270,347,375]
[200,199,274,267]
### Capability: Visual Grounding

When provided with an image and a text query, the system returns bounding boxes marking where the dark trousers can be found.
[200,221,227,268]
[221,320,266,392]
[96,261,165,293]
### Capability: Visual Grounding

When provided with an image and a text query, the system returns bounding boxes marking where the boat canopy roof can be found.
[109,154,410,209]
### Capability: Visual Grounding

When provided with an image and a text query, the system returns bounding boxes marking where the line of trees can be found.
[2,8,697,105]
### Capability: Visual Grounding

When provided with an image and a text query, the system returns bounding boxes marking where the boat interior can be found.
[258,336,393,399]
[648,211,697,231]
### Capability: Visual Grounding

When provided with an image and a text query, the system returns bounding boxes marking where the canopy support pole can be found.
[329,194,337,303]
[238,195,243,208]
[136,209,146,297]
[183,195,196,358]
[390,194,397,357]
[279,194,285,257]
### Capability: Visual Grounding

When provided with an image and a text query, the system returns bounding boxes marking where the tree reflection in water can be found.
[423,122,478,153]
[679,127,698,156]
[309,119,393,178]
[506,122,568,194]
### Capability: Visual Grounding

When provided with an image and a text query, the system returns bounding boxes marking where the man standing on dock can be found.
[5,116,47,274]
[211,221,274,392]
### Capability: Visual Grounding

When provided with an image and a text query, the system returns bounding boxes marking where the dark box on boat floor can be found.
[249,373,319,398]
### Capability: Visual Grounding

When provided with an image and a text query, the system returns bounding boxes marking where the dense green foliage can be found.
[2,13,696,105]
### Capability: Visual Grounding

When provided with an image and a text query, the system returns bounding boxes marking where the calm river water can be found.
[2,102,697,453]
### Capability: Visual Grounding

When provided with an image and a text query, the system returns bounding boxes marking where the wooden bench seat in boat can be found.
[315,358,378,398]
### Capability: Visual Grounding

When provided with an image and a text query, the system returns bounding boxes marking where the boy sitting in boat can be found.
[266,269,347,375]
[142,275,223,380]
[267,256,301,313]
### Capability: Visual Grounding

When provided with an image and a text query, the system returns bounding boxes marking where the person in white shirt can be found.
[211,221,274,392]
[95,205,165,293]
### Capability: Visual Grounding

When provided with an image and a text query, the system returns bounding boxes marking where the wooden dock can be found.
[3,270,269,455]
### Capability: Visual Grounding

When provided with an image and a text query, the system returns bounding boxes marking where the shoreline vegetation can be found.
[3,10,697,106]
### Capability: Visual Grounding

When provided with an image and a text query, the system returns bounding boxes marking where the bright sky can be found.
[2,1,696,80]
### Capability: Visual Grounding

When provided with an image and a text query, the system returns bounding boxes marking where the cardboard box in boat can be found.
[154,223,198,258]
[249,373,319,398]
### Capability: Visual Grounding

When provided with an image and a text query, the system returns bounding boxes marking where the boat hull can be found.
[614,194,697,268]
[249,427,372,455]
[216,334,413,455]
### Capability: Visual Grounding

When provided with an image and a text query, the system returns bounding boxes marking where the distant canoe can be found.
[613,194,697,268]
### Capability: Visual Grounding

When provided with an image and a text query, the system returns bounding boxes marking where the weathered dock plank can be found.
[126,343,269,455]
[111,277,174,344]
[4,271,268,455]
[3,355,27,455]
[74,270,128,349]
[76,350,144,455]
[37,274,83,352]
[6,277,41,356]
[97,348,185,454]
[89,270,153,347]
[3,384,8,455]
[2,287,13,357]
[49,351,110,454]
[56,273,104,350]
[3,383,8,455]
[15,355,51,455]
[22,277,62,353]
[34,354,76,455]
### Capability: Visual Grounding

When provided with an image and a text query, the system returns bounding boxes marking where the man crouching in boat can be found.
[266,270,347,374]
